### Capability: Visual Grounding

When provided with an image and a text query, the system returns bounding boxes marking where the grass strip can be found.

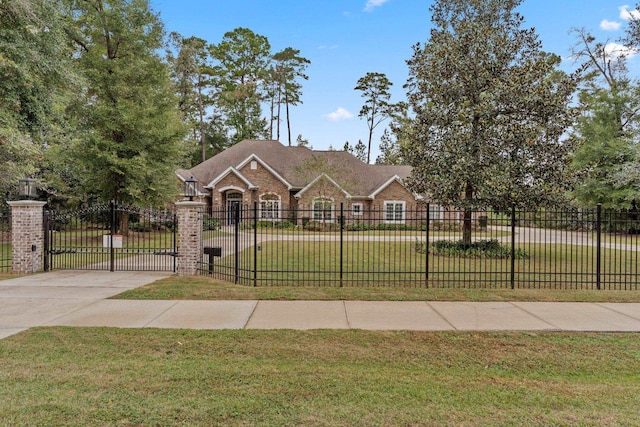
[113,275,640,302]
[1,328,639,426]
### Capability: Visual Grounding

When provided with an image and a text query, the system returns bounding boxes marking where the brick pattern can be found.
[176,201,205,276]
[7,201,46,274]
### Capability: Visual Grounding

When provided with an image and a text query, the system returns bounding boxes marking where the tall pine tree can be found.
[65,0,185,207]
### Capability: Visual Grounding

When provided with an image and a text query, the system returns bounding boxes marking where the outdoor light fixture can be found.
[184,176,197,201]
[18,178,37,200]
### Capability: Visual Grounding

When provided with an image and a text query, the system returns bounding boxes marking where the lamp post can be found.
[184,176,197,201]
[18,178,37,200]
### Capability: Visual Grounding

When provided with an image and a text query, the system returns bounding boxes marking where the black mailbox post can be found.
[203,246,222,272]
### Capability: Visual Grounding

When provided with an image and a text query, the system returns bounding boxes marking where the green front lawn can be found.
[1,328,639,426]
[207,240,638,289]
[114,275,640,302]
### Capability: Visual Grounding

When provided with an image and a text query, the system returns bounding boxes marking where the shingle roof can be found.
[178,139,413,198]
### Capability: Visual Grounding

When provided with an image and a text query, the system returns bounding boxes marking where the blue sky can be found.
[150,0,638,161]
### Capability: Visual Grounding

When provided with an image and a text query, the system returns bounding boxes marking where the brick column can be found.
[7,200,47,274]
[176,201,205,276]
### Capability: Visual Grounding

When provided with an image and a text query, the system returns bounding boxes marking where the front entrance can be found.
[226,192,243,225]
[45,201,176,272]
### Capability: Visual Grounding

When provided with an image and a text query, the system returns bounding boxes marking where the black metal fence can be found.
[46,202,176,272]
[0,208,10,273]
[200,203,640,290]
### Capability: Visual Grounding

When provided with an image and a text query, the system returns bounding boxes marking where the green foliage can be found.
[66,0,186,206]
[166,33,224,164]
[209,27,271,144]
[355,72,397,163]
[405,0,578,215]
[270,47,310,145]
[416,239,528,259]
[202,213,220,231]
[569,29,640,208]
[0,0,77,203]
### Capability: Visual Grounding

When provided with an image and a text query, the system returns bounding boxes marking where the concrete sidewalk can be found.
[2,271,640,339]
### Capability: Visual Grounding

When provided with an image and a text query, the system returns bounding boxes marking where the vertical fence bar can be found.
[254,202,258,287]
[425,203,430,287]
[234,204,240,284]
[511,203,516,289]
[339,203,344,287]
[596,203,602,290]
[110,200,115,272]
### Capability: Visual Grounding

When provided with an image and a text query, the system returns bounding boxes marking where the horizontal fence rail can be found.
[46,202,176,272]
[200,203,640,290]
[0,209,10,273]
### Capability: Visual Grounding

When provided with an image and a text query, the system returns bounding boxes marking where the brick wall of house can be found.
[296,176,350,219]
[370,181,421,224]
[239,162,290,200]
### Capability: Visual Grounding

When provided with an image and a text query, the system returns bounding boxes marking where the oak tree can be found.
[404,0,578,244]
[65,0,186,208]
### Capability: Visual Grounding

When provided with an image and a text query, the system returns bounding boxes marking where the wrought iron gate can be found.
[0,207,10,273]
[45,201,176,272]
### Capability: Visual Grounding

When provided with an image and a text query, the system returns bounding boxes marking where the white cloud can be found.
[619,5,640,21]
[325,107,354,122]
[364,0,389,12]
[600,19,621,31]
[605,42,638,59]
[318,44,339,50]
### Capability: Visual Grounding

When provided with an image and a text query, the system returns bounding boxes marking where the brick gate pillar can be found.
[7,200,47,274]
[176,201,205,276]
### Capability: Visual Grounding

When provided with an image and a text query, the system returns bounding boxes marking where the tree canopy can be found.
[569,26,640,208]
[65,0,186,206]
[405,0,578,211]
[404,0,578,243]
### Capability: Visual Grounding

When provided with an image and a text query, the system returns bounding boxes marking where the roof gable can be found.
[294,173,351,199]
[206,167,257,190]
[237,154,293,190]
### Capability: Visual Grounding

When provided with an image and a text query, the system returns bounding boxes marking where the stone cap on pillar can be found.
[175,201,206,208]
[7,200,47,208]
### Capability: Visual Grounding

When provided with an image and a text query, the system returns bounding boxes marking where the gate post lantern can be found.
[18,178,38,200]
[8,179,46,274]
[184,177,198,201]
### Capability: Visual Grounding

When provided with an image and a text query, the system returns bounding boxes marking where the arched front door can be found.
[226,191,243,225]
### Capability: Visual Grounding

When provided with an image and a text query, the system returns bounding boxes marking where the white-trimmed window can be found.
[429,204,442,221]
[259,193,281,221]
[352,203,363,216]
[313,198,334,223]
[384,201,405,224]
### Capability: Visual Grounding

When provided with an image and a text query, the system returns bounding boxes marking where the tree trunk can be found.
[462,208,472,247]
[285,92,291,146]
[198,75,205,162]
[118,211,129,238]
[462,183,474,246]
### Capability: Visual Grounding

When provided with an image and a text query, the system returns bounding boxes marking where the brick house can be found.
[176,139,428,225]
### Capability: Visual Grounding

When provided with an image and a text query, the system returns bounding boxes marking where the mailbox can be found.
[204,246,222,257]
[203,246,222,272]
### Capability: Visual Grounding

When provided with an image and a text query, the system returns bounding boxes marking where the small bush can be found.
[304,221,339,232]
[129,222,153,232]
[203,214,220,231]
[415,239,528,259]
[255,221,297,229]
